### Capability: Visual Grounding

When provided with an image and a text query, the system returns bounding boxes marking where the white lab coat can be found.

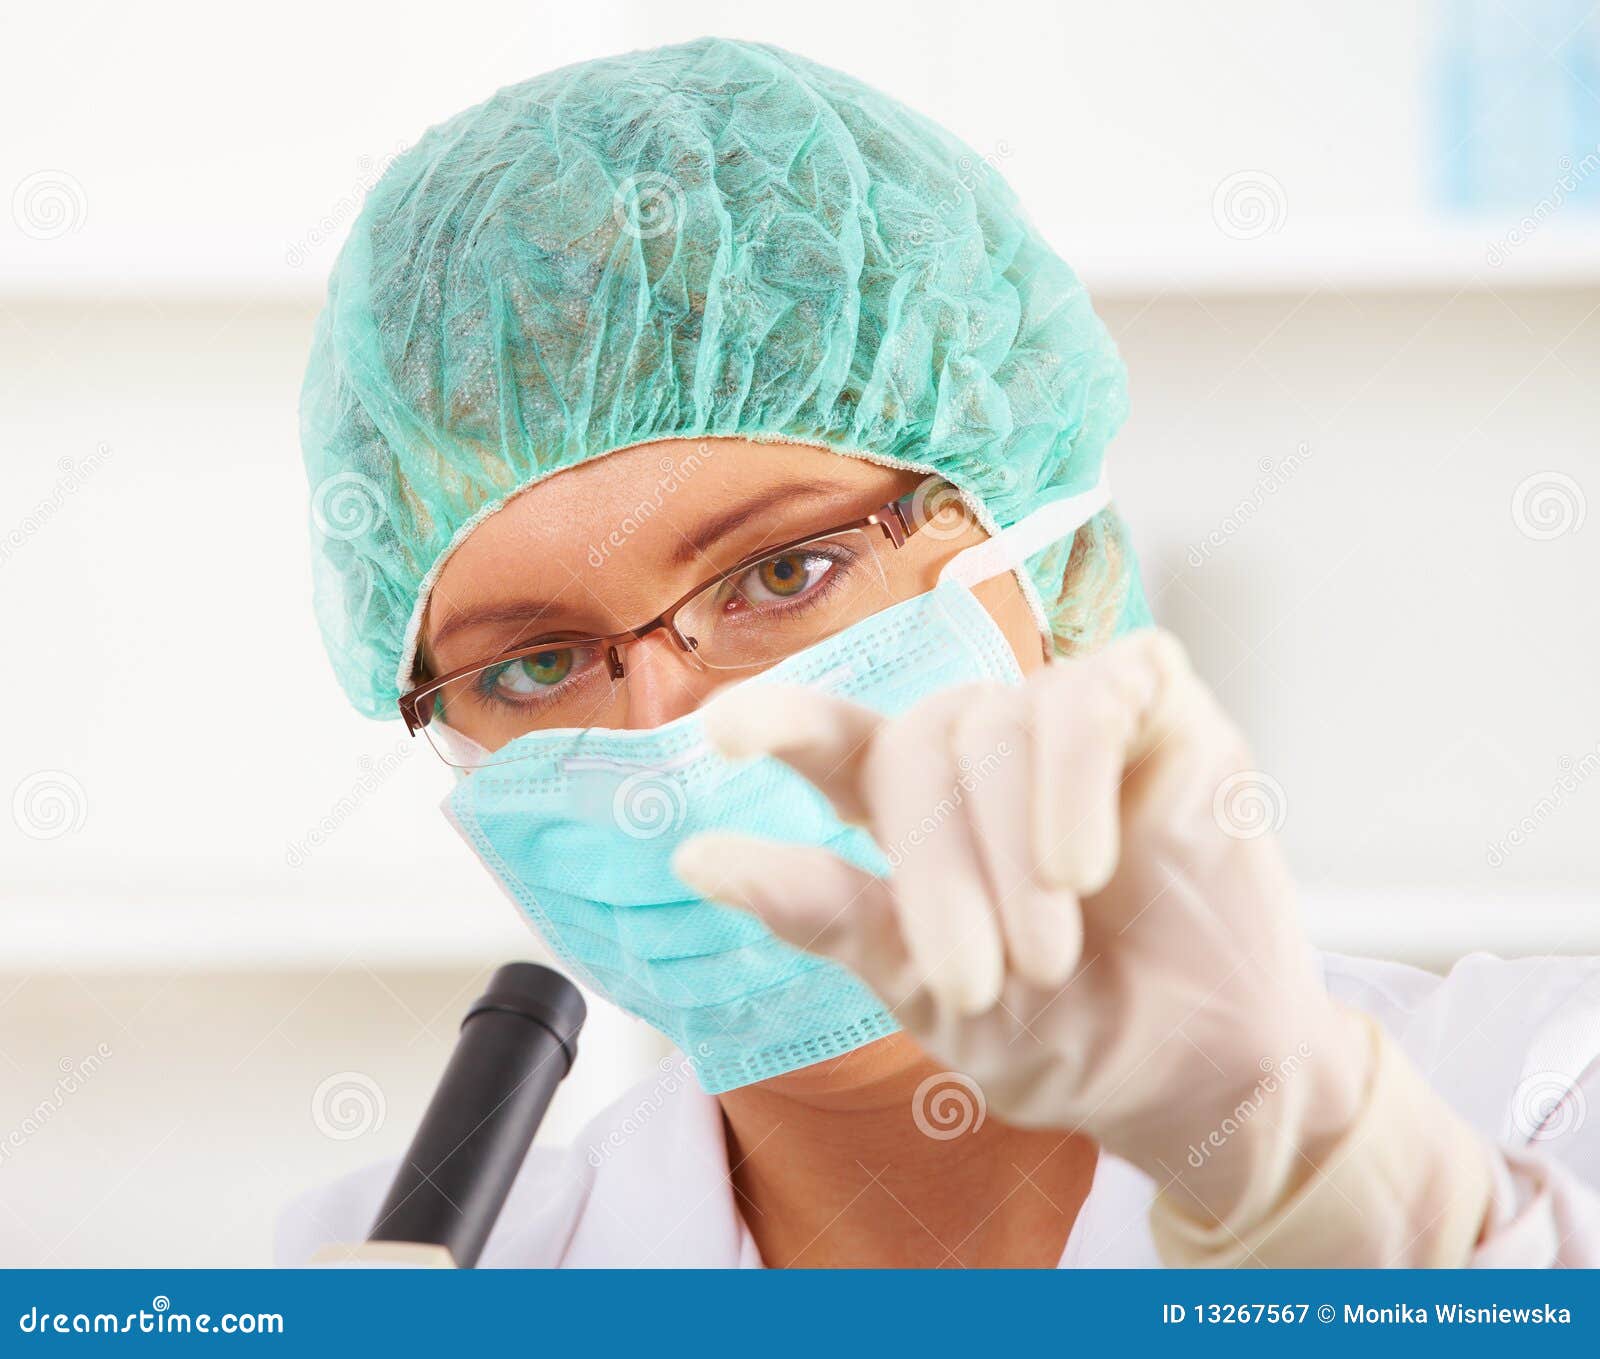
[277,952,1600,1267]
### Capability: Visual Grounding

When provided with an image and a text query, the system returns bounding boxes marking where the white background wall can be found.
[2,0,1597,1265]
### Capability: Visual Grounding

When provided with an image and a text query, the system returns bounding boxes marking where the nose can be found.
[620,631,721,729]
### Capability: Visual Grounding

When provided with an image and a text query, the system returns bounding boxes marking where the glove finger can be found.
[951,695,1084,989]
[671,831,916,1007]
[861,688,1007,1016]
[703,683,881,824]
[1031,634,1170,893]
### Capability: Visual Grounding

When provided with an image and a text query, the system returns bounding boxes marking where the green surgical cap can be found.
[302,36,1146,718]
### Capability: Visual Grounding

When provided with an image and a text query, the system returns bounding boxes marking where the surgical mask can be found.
[444,475,1111,1092]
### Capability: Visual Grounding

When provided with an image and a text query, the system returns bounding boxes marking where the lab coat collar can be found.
[547,1057,1159,1268]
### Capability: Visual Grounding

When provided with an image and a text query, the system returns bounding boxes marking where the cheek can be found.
[972,574,1047,675]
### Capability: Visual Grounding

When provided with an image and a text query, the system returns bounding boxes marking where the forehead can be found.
[425,437,918,623]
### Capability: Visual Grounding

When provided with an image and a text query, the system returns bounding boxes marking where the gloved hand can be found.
[673,629,1492,1265]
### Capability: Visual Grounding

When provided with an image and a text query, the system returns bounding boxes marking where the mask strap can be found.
[938,468,1113,588]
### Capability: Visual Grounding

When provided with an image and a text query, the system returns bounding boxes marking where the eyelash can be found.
[473,646,597,709]
[719,543,857,622]
[468,542,863,710]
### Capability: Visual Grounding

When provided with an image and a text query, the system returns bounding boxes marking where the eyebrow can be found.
[425,478,859,659]
[665,479,839,566]
[428,599,575,653]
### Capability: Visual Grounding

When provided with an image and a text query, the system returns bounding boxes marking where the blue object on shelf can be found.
[1433,0,1600,214]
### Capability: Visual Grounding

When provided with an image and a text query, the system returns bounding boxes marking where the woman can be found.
[283,38,1600,1267]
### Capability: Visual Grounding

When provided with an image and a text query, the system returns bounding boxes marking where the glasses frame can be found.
[398,489,933,735]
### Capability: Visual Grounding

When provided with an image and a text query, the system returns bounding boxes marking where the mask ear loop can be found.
[938,469,1113,589]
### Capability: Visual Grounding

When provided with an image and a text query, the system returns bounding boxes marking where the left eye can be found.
[742,551,832,602]
[486,647,577,698]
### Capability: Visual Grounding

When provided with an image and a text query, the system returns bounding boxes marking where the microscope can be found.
[315,962,586,1268]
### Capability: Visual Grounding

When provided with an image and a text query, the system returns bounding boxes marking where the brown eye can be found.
[755,552,812,597]
[718,545,853,618]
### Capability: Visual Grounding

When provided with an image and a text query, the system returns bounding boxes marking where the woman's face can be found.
[421,437,1048,1093]
[421,438,1048,729]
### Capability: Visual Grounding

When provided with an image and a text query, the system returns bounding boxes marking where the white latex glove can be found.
[673,629,1491,1264]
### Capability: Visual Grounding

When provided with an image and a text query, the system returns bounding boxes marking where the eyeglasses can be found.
[400,484,959,768]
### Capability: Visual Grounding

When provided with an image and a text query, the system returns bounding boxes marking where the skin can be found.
[423,437,1099,1267]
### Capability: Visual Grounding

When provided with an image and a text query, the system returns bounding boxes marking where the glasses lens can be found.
[677,528,892,671]
[419,641,622,768]
[412,527,898,766]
